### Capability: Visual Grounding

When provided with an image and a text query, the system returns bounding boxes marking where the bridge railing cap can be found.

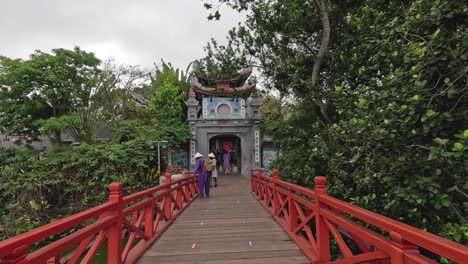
[314,176,327,187]
[109,182,123,192]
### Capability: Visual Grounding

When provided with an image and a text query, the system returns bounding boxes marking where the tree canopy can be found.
[0,47,100,141]
[0,50,191,239]
[203,0,467,245]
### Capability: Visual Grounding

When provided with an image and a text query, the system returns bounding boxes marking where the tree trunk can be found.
[310,0,332,127]
[311,0,330,88]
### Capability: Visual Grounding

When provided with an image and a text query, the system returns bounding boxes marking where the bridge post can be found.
[144,191,154,238]
[176,176,183,209]
[1,245,28,263]
[288,186,298,233]
[184,170,190,199]
[258,169,264,200]
[272,169,279,181]
[389,231,419,264]
[108,182,123,264]
[164,173,173,221]
[250,169,254,193]
[314,176,330,262]
[272,169,280,216]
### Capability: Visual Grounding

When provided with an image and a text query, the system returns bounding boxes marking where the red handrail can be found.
[0,171,199,264]
[250,169,468,264]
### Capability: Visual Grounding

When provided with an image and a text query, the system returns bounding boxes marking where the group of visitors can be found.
[193,152,218,198]
[193,148,237,198]
[214,148,236,175]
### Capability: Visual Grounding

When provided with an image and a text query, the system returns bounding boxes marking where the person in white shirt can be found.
[208,153,218,187]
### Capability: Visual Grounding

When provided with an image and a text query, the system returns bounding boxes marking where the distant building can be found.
[1,125,112,150]
[0,134,50,150]
[187,64,262,176]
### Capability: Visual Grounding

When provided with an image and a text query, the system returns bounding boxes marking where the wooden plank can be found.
[138,175,309,264]
[138,256,309,264]
[154,235,292,245]
[138,250,308,263]
[157,231,290,241]
[144,241,300,256]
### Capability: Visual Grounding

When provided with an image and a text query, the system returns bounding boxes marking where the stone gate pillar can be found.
[186,88,199,170]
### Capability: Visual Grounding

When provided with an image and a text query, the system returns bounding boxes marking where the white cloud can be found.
[0,0,244,70]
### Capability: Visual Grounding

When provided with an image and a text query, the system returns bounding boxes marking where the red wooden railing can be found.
[0,172,199,264]
[2,167,466,264]
[250,169,468,264]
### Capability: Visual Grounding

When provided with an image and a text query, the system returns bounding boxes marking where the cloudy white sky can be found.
[0,0,244,70]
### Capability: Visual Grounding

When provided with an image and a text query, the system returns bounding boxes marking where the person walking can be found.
[229,148,236,173]
[208,153,218,187]
[216,150,223,171]
[194,152,206,198]
[204,154,214,197]
[223,149,231,174]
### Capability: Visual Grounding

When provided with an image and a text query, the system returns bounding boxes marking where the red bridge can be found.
[0,170,466,263]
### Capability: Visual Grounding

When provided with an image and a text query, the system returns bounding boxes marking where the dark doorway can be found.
[209,135,241,175]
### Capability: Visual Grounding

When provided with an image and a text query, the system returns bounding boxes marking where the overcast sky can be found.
[0,0,244,70]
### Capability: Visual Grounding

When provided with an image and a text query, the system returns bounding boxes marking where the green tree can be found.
[151,63,190,123]
[0,142,154,238]
[202,0,468,246]
[0,55,194,239]
[92,59,150,124]
[203,0,333,126]
[113,62,192,145]
[0,47,100,142]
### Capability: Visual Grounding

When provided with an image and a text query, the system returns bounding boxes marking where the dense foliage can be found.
[0,47,101,143]
[0,50,191,239]
[0,142,152,237]
[203,0,467,246]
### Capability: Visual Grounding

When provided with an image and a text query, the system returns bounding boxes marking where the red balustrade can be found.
[250,169,468,264]
[0,171,199,264]
[2,168,466,264]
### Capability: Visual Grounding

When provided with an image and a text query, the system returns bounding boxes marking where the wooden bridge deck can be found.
[138,175,309,264]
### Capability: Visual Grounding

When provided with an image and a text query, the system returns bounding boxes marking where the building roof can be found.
[190,63,256,97]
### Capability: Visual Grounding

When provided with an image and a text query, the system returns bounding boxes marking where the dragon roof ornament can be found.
[190,61,256,97]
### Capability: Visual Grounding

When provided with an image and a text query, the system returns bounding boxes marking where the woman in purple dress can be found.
[222,149,231,175]
[194,152,206,198]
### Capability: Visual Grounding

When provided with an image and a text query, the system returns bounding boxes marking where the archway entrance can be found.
[209,134,241,175]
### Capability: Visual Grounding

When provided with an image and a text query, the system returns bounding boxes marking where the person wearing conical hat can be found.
[194,152,206,198]
[208,153,218,187]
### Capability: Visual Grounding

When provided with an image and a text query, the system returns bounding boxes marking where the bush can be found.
[0,141,157,239]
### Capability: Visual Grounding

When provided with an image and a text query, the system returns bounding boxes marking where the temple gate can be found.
[186,65,261,176]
